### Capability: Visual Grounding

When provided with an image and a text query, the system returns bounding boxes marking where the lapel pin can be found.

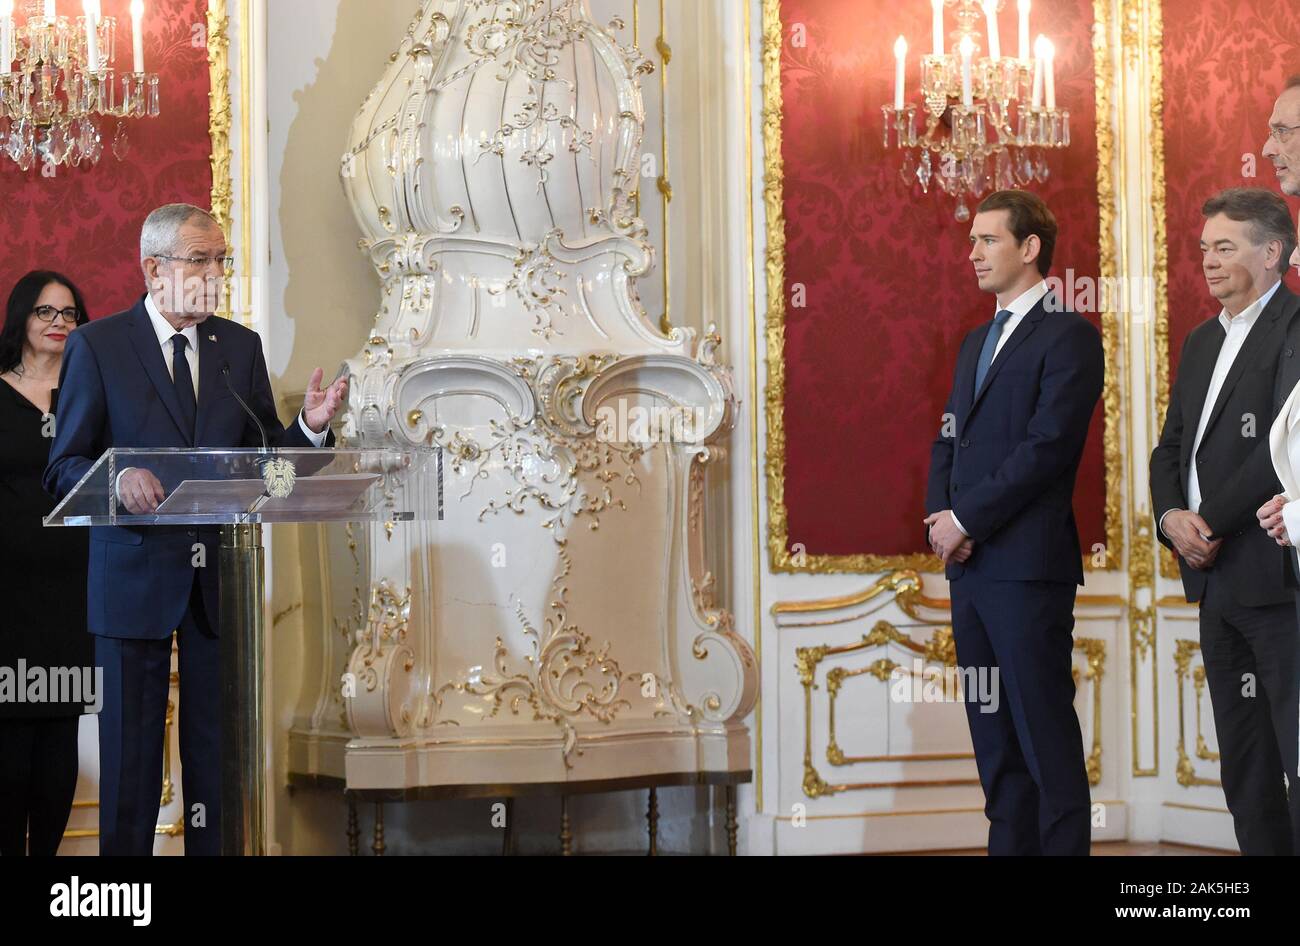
[208,334,216,342]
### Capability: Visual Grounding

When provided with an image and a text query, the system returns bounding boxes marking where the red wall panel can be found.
[1162,1,1300,384]
[0,0,214,320]
[778,0,1106,560]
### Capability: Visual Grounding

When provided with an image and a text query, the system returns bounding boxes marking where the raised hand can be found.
[302,367,349,435]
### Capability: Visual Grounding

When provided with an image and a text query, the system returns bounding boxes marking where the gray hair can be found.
[140,203,220,263]
[1202,187,1298,276]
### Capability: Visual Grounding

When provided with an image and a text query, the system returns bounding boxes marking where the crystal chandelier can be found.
[883,0,1070,221]
[0,0,159,171]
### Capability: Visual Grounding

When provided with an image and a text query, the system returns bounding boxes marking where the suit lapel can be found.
[968,296,1047,416]
[195,321,225,445]
[956,322,989,417]
[127,299,193,445]
[1178,326,1223,474]
[1197,287,1288,448]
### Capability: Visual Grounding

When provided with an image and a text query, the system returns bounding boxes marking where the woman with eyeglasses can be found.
[0,271,92,856]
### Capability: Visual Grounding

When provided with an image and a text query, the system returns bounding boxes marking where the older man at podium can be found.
[44,203,348,856]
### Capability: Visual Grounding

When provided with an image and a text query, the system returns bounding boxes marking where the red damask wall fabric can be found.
[0,0,213,320]
[779,0,1105,560]
[1162,3,1300,384]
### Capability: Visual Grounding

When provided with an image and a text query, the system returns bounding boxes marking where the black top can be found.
[0,378,91,718]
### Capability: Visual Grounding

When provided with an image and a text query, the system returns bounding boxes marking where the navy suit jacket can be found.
[925,293,1104,585]
[45,297,334,639]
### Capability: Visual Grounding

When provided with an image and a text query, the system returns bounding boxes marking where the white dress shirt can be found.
[144,292,200,397]
[1158,280,1282,537]
[117,296,327,499]
[950,280,1050,538]
[989,279,1050,361]
[141,294,326,446]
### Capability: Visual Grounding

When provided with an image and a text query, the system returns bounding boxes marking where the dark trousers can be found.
[96,574,221,856]
[1198,574,1300,856]
[0,715,81,855]
[950,574,1091,855]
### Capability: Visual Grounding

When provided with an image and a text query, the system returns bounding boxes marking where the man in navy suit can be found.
[925,189,1104,856]
[45,204,348,855]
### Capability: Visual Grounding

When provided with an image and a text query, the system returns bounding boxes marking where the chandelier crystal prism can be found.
[883,0,1070,221]
[0,0,159,171]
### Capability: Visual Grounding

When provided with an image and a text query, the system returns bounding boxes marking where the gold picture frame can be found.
[761,0,1124,574]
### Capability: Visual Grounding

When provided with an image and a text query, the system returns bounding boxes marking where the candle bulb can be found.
[983,0,1000,61]
[83,0,98,71]
[1018,0,1030,61]
[894,36,907,110]
[1042,37,1055,109]
[932,0,943,56]
[44,0,54,20]
[0,0,11,76]
[1032,35,1047,107]
[959,35,973,109]
[131,0,144,73]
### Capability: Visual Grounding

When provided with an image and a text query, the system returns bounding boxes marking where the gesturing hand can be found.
[302,367,349,435]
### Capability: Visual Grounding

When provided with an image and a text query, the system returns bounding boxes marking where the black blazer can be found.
[0,381,91,717]
[926,293,1104,585]
[1150,283,1300,607]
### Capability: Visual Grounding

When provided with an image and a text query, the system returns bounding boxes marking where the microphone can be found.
[221,361,269,453]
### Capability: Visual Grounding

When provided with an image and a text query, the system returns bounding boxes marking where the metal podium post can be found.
[219,522,266,856]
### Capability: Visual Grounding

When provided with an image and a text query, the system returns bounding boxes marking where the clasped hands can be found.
[923,510,973,564]
[1162,510,1222,569]
[1257,494,1294,548]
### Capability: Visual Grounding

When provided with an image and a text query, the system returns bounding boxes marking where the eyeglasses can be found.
[32,305,80,323]
[155,254,235,270]
[1268,123,1300,144]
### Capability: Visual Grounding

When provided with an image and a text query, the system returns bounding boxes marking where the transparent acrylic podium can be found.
[45,447,440,856]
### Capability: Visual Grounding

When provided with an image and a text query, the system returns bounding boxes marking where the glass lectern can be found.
[45,447,439,856]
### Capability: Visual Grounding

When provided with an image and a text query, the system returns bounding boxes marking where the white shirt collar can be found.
[997,280,1050,319]
[1217,279,1282,332]
[143,293,199,352]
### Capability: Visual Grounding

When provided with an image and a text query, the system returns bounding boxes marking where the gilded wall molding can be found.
[796,621,1107,797]
[206,0,241,327]
[1173,638,1221,788]
[761,0,1125,574]
[1093,0,1125,573]
[1074,637,1106,786]
[207,0,232,241]
[1144,0,1179,581]
[1121,0,1161,777]
[777,571,1109,797]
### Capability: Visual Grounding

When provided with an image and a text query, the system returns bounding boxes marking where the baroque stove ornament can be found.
[289,0,756,792]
